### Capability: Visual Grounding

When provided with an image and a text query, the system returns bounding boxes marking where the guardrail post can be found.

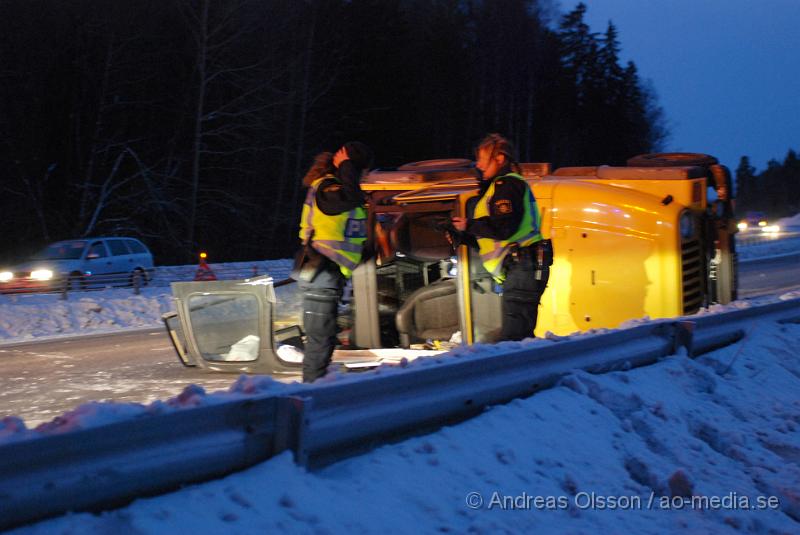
[133,272,141,295]
[60,277,68,300]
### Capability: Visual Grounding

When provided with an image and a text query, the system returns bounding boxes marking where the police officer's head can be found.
[343,141,374,171]
[302,152,335,186]
[475,133,515,181]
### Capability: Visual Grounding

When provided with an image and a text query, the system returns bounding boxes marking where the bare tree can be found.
[179,0,277,256]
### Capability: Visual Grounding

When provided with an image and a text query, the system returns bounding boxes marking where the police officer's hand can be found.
[333,147,349,168]
[452,217,467,232]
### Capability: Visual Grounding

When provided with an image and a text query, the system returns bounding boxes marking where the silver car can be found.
[0,237,154,292]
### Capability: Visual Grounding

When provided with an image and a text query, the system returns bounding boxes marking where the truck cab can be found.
[164,153,737,375]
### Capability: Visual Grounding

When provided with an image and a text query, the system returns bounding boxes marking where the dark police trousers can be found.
[500,249,550,341]
[298,260,344,382]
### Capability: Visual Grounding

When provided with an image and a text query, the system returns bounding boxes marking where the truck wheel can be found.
[627,153,718,167]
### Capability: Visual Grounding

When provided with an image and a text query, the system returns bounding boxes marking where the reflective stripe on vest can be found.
[473,172,542,283]
[298,175,367,278]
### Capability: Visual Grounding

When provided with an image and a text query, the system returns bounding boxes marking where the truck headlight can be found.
[0,271,12,282]
[679,211,694,239]
[30,269,54,281]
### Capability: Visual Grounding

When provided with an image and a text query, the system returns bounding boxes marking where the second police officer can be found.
[452,133,552,341]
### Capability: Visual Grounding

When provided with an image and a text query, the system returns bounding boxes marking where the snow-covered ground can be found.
[6,292,800,534]
[0,259,292,342]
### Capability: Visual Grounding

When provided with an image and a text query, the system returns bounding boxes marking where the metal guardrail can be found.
[1,297,799,530]
[0,395,305,529]
[0,271,151,298]
[0,263,292,298]
[297,321,687,467]
[736,229,800,246]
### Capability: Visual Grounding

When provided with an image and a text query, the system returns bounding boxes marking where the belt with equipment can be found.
[506,240,553,280]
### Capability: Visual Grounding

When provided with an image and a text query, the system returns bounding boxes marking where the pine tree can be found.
[735,156,756,213]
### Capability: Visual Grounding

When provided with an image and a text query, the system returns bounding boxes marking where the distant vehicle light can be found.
[30,269,54,281]
[0,271,13,282]
[761,225,780,234]
[737,221,748,231]
[758,220,767,227]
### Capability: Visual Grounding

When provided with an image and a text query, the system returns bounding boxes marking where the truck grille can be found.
[681,238,703,314]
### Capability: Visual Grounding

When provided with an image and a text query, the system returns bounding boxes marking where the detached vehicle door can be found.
[163,276,303,375]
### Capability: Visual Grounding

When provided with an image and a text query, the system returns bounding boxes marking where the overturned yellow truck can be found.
[164,152,737,374]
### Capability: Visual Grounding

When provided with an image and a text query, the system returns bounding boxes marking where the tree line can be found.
[0,0,667,264]
[735,150,800,219]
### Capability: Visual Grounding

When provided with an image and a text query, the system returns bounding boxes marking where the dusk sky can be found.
[561,0,800,171]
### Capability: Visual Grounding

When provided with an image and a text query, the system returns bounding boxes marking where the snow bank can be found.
[0,289,173,341]
[11,303,800,534]
[0,259,292,342]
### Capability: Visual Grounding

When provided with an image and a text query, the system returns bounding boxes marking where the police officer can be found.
[296,142,372,382]
[452,133,551,341]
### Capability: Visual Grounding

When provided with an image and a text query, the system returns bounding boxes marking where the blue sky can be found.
[559,0,800,171]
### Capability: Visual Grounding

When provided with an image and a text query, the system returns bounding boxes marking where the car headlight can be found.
[679,211,695,239]
[30,269,54,281]
[0,271,13,282]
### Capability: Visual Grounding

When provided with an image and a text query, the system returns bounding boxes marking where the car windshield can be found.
[31,241,87,260]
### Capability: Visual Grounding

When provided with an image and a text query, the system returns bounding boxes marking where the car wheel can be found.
[627,153,718,168]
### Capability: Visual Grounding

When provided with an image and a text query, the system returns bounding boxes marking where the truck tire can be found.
[627,153,718,168]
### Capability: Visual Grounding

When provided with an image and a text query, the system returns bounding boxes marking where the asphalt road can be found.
[738,252,800,298]
[0,329,271,427]
[1,253,798,428]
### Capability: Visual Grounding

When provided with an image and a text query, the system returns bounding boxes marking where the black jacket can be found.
[466,165,526,241]
[314,160,364,215]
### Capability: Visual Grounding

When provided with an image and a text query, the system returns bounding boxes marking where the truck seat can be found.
[395,278,458,347]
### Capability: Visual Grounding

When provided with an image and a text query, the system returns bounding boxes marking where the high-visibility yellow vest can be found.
[299,175,367,278]
[473,172,542,283]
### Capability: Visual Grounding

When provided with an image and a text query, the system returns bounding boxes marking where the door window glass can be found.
[108,240,131,256]
[126,240,147,254]
[87,242,108,259]
[187,294,260,362]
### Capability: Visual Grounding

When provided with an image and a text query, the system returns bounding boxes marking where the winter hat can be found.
[344,141,374,170]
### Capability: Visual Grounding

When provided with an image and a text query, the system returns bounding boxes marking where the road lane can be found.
[738,252,800,298]
[0,329,293,427]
